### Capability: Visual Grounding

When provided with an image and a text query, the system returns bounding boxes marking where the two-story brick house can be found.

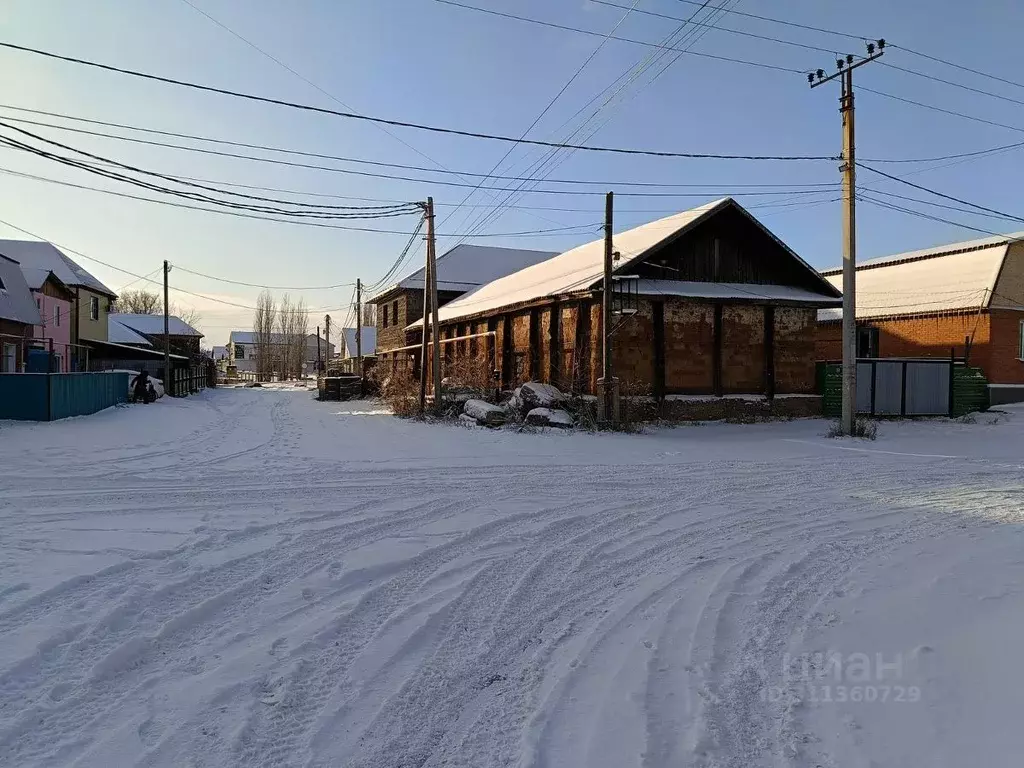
[371,244,557,373]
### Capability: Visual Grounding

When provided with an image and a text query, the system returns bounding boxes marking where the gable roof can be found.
[412,198,839,327]
[817,232,1024,322]
[0,240,116,297]
[0,255,43,325]
[342,326,377,358]
[370,244,559,303]
[108,317,153,346]
[111,313,203,337]
[228,330,334,351]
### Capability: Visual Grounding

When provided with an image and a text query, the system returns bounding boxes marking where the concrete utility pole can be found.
[163,259,171,396]
[418,201,432,415]
[599,191,616,424]
[810,40,885,435]
[427,197,442,413]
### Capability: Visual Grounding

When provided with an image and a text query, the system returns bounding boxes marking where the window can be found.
[382,305,389,328]
[1,343,15,373]
[0,276,6,291]
[89,296,99,321]
[392,300,399,326]
[54,305,60,327]
[36,297,41,311]
[235,344,245,359]
[856,326,879,358]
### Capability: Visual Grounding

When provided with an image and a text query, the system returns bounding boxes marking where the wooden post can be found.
[163,260,171,397]
[356,278,363,396]
[599,191,616,422]
[427,198,441,412]
[419,200,433,415]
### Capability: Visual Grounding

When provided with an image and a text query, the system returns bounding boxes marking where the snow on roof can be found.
[19,267,59,292]
[108,318,153,346]
[636,280,841,305]
[370,244,558,302]
[0,255,43,325]
[0,240,116,297]
[410,198,835,327]
[228,331,334,350]
[111,313,203,337]
[817,236,1016,322]
[342,326,377,358]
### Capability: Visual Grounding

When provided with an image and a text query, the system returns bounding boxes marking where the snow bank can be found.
[525,407,573,428]
[463,399,506,425]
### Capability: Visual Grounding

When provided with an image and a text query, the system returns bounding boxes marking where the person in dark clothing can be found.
[131,369,151,404]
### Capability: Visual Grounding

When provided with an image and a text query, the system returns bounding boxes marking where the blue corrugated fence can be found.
[0,372,128,421]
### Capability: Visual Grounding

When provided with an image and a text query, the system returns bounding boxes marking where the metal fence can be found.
[819,359,988,418]
[0,371,128,420]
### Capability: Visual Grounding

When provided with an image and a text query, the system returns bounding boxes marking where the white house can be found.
[228,331,334,375]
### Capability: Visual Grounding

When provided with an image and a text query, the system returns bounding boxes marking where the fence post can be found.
[948,349,956,417]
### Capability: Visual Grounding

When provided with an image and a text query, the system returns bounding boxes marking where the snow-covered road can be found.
[2,389,1023,767]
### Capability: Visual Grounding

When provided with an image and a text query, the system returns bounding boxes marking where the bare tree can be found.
[277,294,293,380]
[253,290,277,382]
[291,298,309,378]
[112,289,161,314]
[172,303,202,329]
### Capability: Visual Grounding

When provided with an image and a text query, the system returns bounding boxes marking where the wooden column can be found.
[764,305,776,400]
[529,307,540,381]
[652,300,666,400]
[501,313,513,388]
[549,301,561,385]
[712,303,723,397]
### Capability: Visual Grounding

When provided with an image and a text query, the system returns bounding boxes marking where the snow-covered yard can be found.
[1,389,1022,767]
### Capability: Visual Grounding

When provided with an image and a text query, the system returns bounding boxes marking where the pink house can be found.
[21,267,75,372]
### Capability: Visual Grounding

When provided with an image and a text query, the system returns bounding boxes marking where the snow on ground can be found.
[1,390,1023,767]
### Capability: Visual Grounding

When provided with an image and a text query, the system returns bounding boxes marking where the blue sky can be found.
[2,0,1023,345]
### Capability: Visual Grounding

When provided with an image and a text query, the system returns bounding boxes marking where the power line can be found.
[592,0,853,56]
[670,0,869,42]
[893,45,1024,94]
[0,164,597,236]
[0,40,830,160]
[861,86,1024,136]
[0,107,849,187]
[436,0,643,234]
[0,120,421,215]
[858,194,1004,237]
[170,266,356,291]
[879,61,1024,109]
[863,187,1024,224]
[435,0,806,74]
[860,163,1024,225]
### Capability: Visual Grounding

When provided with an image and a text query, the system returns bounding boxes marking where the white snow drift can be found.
[1,390,1023,767]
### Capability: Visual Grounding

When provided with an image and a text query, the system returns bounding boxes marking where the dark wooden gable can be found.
[631,203,827,293]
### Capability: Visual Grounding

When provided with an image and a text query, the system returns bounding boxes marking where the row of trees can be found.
[111,289,202,328]
[252,290,310,381]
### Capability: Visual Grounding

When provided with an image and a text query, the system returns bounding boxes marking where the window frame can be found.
[89,296,99,321]
[1,343,15,373]
[392,300,399,327]
[234,344,245,359]
[382,304,389,328]
[54,304,60,327]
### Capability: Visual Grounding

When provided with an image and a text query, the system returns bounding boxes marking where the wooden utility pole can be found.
[163,259,171,396]
[316,325,322,373]
[324,314,331,373]
[418,202,432,415]
[810,40,885,435]
[355,278,363,395]
[599,191,615,423]
[427,198,441,412]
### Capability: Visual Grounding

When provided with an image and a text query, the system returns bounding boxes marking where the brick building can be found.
[371,244,557,366]
[399,198,841,406]
[815,232,1024,404]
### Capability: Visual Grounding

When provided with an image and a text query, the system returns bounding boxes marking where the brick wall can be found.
[722,305,764,393]
[775,307,817,394]
[437,296,820,396]
[986,309,1024,384]
[664,301,713,391]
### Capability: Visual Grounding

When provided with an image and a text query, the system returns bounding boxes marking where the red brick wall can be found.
[986,309,1024,384]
